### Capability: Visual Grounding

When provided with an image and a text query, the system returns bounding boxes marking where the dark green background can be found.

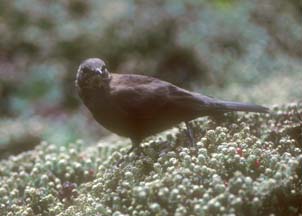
[1,0,302,156]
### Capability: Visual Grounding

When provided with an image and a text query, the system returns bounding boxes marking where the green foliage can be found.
[1,0,302,116]
[0,103,301,215]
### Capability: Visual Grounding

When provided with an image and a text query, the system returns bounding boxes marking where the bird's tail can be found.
[216,100,269,113]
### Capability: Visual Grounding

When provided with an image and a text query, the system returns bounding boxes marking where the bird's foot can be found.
[115,146,136,166]
[126,146,136,154]
[127,145,147,156]
[116,144,148,166]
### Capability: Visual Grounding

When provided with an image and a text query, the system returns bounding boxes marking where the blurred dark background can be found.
[1,0,302,158]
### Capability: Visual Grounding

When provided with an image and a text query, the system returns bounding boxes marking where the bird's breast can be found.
[80,89,135,137]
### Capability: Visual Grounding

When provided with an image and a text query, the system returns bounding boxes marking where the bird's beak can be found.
[96,68,103,76]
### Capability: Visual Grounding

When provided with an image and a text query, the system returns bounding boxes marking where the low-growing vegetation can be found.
[1,103,301,215]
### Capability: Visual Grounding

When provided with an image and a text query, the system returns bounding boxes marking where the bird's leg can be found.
[116,140,141,166]
[129,138,146,155]
[185,121,195,147]
[116,139,140,166]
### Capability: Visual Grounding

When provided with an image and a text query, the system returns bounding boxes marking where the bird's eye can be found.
[101,65,107,72]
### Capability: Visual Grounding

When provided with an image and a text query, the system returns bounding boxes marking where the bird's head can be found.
[76,58,111,90]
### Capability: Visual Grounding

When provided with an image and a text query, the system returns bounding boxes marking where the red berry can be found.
[89,168,95,177]
[236,147,243,157]
[255,159,260,168]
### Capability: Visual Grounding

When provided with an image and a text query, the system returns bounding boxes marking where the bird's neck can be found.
[80,84,112,104]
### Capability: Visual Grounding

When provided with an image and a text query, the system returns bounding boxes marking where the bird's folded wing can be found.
[110,78,210,119]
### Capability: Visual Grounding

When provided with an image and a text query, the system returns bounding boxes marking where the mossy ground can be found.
[1,103,301,216]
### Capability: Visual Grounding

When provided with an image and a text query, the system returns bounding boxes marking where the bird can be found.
[75,58,269,153]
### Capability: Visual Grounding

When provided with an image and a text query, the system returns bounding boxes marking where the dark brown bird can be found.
[76,58,269,153]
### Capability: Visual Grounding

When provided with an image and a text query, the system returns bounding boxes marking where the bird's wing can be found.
[109,74,268,122]
[109,74,210,119]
